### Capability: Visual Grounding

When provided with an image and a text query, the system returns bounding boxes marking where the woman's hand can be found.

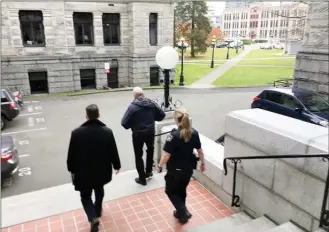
[157,165,163,173]
[200,163,205,173]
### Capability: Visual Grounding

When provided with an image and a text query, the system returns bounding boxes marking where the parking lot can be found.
[1,88,261,198]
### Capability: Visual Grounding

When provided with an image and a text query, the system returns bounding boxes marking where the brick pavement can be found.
[3,181,233,232]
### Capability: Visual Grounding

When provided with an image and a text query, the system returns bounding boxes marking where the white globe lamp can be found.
[156,46,179,70]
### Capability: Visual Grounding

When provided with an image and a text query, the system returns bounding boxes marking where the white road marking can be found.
[18,167,32,176]
[18,140,29,145]
[34,106,42,110]
[36,118,45,123]
[19,112,43,117]
[32,101,40,103]
[28,117,34,127]
[19,154,30,158]
[1,127,47,135]
[24,101,31,104]
[27,106,33,112]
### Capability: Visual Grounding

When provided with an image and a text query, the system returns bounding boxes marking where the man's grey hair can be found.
[133,87,144,98]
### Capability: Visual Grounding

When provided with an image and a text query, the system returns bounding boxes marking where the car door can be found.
[261,90,284,114]
[280,94,306,120]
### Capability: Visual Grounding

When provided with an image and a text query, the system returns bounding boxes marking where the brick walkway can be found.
[3,181,233,232]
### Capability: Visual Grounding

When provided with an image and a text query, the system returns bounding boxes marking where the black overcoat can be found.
[67,119,121,191]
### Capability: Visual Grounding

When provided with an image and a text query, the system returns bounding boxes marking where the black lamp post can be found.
[177,37,188,86]
[210,35,216,68]
[270,34,274,49]
[226,40,233,60]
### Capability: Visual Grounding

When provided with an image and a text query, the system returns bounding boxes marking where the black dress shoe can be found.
[146,172,153,178]
[135,178,147,186]
[90,219,99,232]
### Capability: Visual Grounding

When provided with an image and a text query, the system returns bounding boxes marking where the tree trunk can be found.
[190,2,196,57]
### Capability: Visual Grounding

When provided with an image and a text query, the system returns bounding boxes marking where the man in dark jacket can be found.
[67,104,121,232]
[121,87,165,186]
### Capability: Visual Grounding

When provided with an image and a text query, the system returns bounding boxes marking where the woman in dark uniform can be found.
[157,108,205,224]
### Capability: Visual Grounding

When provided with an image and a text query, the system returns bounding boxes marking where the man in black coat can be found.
[121,87,165,186]
[67,104,121,232]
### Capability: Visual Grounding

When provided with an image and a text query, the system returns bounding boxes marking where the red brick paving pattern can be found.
[3,181,233,232]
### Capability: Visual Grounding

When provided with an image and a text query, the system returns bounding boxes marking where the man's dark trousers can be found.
[132,133,155,182]
[80,186,104,222]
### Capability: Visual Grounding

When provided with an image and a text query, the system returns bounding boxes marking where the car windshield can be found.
[297,93,329,112]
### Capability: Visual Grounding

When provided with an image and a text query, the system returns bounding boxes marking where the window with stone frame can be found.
[19,10,45,46]
[103,13,120,45]
[149,13,158,46]
[73,12,94,45]
[150,67,160,86]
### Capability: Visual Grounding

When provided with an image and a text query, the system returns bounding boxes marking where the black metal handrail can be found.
[223,154,329,230]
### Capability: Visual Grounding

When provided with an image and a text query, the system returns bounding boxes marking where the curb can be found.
[24,85,272,100]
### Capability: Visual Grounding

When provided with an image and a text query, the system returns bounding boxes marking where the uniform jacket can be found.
[121,97,165,135]
[67,119,121,191]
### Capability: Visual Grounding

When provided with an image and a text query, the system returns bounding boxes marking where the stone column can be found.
[93,12,103,47]
[293,2,329,100]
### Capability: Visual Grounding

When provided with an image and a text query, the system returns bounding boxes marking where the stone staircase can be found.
[185,212,327,232]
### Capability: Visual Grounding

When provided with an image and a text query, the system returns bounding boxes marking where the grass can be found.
[183,48,238,61]
[239,49,296,66]
[213,66,294,87]
[175,63,219,85]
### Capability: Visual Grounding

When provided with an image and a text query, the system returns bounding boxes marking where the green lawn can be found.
[239,49,296,66]
[175,63,219,85]
[213,66,294,87]
[182,48,238,61]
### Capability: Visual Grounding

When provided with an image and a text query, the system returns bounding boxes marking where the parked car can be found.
[1,87,20,130]
[272,43,284,49]
[1,136,20,185]
[260,43,272,49]
[216,42,228,48]
[229,41,243,49]
[251,88,329,127]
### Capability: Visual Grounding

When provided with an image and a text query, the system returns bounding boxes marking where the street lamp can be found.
[270,34,274,49]
[177,37,188,86]
[226,39,233,60]
[156,46,179,111]
[210,35,216,68]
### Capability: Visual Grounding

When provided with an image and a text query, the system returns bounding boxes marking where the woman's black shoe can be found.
[173,210,192,219]
[90,219,99,232]
[135,178,147,186]
[145,172,153,178]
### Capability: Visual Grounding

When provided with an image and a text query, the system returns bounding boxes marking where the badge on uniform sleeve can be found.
[166,134,173,142]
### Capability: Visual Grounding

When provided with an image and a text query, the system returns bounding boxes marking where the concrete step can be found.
[184,212,253,232]
[232,216,277,232]
[263,222,304,232]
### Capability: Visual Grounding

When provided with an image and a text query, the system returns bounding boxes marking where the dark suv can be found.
[251,88,329,127]
[1,88,20,130]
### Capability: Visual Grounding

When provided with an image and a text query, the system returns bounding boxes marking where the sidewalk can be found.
[188,47,256,89]
[2,171,233,232]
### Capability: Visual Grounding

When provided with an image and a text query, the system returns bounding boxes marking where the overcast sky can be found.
[207,1,226,14]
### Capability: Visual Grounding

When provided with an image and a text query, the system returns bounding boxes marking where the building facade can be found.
[293,2,329,100]
[1,0,174,95]
[207,5,223,29]
[222,2,308,42]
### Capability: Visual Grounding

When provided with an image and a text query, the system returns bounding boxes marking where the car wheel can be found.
[1,115,7,130]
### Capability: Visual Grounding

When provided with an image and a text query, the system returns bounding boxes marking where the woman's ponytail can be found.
[174,108,193,142]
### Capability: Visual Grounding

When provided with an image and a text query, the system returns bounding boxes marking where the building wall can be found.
[293,2,329,100]
[222,2,308,41]
[1,0,174,95]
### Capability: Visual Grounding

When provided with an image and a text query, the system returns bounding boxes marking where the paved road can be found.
[1,87,263,198]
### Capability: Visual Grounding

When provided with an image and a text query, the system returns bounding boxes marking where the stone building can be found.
[293,2,329,100]
[222,2,308,41]
[1,0,174,95]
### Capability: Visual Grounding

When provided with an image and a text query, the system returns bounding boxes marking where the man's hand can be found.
[200,163,205,173]
[115,169,120,175]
